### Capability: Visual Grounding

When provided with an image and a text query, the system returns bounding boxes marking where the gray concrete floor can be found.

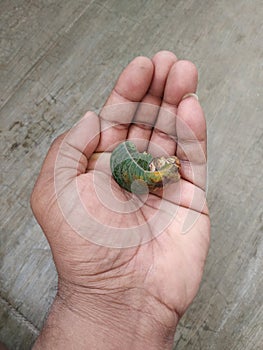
[0,0,262,349]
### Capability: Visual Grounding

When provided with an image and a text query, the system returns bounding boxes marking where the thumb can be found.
[55,111,100,179]
[31,111,100,219]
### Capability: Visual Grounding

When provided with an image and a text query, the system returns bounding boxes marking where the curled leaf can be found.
[110,141,180,194]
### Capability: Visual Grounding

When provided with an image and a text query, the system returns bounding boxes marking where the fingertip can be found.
[82,110,95,119]
[178,60,198,82]
[164,60,198,106]
[152,50,177,62]
[114,56,154,101]
[132,55,154,67]
[81,110,100,128]
[78,111,101,153]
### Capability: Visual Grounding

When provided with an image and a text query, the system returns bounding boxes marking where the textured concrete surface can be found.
[0,0,262,349]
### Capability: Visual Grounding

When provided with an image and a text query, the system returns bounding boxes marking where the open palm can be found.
[31,51,210,335]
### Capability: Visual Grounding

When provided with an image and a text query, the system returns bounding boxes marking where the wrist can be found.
[34,279,178,350]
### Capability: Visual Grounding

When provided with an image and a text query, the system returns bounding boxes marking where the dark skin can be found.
[31,51,210,349]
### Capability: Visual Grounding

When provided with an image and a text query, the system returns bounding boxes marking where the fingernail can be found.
[182,92,199,101]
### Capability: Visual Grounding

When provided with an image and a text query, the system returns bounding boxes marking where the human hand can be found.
[31,51,210,350]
